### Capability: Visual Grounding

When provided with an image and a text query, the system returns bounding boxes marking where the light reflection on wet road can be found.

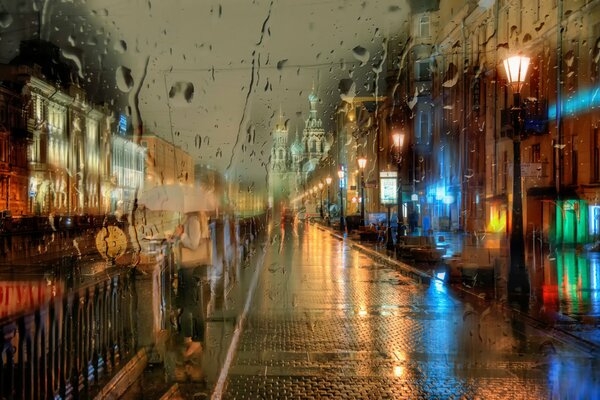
[220,222,599,399]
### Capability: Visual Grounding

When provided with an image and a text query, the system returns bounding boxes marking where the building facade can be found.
[305,0,600,245]
[141,133,194,189]
[0,40,146,218]
[111,134,146,215]
[0,84,29,216]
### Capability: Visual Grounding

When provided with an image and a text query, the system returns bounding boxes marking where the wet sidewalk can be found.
[326,225,600,350]
[220,222,599,399]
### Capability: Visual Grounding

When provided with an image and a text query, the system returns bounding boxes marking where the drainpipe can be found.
[493,0,499,196]
[554,0,563,244]
[555,0,563,197]
[460,18,469,232]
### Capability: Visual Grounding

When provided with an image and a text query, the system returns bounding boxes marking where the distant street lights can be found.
[358,156,367,226]
[392,131,406,241]
[503,54,531,297]
[325,176,332,225]
[338,168,345,232]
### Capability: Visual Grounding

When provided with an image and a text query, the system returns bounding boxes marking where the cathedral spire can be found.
[308,83,319,119]
[275,105,286,132]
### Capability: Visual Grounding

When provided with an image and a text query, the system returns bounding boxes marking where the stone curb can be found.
[314,222,599,355]
[314,224,431,284]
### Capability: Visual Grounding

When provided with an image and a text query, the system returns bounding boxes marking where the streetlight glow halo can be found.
[503,55,530,92]
[358,157,367,170]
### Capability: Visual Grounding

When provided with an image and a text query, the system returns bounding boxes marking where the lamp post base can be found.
[508,264,530,296]
[385,206,394,250]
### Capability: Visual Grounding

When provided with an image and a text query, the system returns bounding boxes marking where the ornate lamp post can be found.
[392,131,406,241]
[325,176,332,225]
[318,182,324,219]
[313,185,318,217]
[358,156,367,226]
[338,168,345,232]
[503,54,531,296]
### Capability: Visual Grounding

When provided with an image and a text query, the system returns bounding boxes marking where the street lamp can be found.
[325,176,332,225]
[318,182,324,219]
[503,54,531,296]
[392,131,406,241]
[358,156,367,226]
[338,168,345,232]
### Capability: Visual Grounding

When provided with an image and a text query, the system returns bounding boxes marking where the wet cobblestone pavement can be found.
[221,222,599,399]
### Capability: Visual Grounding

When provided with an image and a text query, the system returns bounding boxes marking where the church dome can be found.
[291,140,303,155]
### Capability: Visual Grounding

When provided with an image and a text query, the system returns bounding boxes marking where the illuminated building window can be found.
[593,128,600,182]
[502,151,508,191]
[419,15,430,37]
[415,60,430,81]
[531,143,541,163]
[417,112,430,144]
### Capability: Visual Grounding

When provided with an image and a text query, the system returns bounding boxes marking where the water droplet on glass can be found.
[116,66,134,92]
[169,81,194,104]
[114,39,127,54]
[352,46,369,66]
[463,310,475,321]
[61,48,84,79]
[0,11,13,28]
[277,59,288,70]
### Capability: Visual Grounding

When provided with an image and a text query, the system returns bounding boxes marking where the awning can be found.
[578,185,600,203]
[526,186,579,199]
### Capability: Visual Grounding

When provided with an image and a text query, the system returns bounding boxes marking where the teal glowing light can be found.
[555,200,589,244]
[548,87,600,119]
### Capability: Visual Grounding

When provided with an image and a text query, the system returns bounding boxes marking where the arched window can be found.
[310,140,316,153]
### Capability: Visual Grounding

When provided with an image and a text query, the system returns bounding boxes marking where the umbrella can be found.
[138,184,218,213]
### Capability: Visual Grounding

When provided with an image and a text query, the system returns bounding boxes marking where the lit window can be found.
[419,15,430,37]
[417,112,430,144]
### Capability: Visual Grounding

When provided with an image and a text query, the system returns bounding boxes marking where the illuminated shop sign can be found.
[380,171,397,205]
[590,205,600,235]
[119,114,128,135]
[0,281,64,318]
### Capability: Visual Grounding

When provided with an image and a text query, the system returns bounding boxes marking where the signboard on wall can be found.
[380,171,398,205]
[0,281,64,318]
[521,163,543,177]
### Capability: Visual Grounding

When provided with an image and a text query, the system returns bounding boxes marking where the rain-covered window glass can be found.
[0,1,599,398]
